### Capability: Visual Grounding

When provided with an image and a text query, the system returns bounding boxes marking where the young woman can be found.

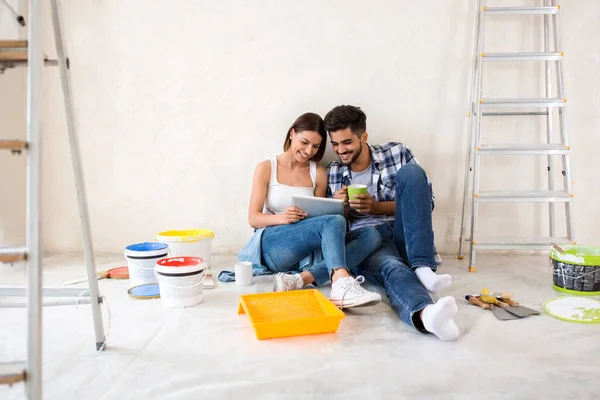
[239,112,382,308]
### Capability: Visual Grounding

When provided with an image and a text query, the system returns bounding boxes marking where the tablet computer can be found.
[291,196,344,219]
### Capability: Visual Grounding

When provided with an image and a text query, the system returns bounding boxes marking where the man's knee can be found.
[352,226,381,243]
[395,163,427,184]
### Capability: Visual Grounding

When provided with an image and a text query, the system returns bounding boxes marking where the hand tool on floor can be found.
[63,266,129,285]
[465,295,521,320]
[477,294,523,320]
[481,288,539,317]
[480,287,512,299]
[495,297,540,317]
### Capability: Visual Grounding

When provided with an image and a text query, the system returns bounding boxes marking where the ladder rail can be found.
[49,0,106,350]
[25,0,43,397]
[458,0,482,259]
[468,0,486,272]
[543,0,556,238]
[553,3,574,241]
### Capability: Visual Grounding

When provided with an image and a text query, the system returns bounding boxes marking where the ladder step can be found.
[475,190,573,202]
[482,52,563,62]
[477,144,570,155]
[0,286,91,297]
[473,237,571,250]
[0,50,56,67]
[0,362,26,386]
[0,140,28,151]
[0,50,28,62]
[482,111,548,117]
[0,40,28,49]
[483,6,560,16]
[480,98,567,108]
[0,247,27,263]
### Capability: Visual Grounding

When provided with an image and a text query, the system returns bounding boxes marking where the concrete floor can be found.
[1,252,599,399]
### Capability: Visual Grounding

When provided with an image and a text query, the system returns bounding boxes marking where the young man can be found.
[324,105,459,341]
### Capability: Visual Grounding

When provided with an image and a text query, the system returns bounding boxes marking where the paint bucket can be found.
[124,242,170,287]
[154,256,208,308]
[156,229,214,266]
[550,245,600,296]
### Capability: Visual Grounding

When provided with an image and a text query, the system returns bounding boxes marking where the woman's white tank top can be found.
[264,156,316,214]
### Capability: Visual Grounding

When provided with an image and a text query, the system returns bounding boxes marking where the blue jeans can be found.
[260,215,382,286]
[353,164,438,330]
[353,223,432,330]
[392,163,437,271]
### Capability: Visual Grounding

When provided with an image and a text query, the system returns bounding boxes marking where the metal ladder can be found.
[458,0,574,272]
[0,1,106,398]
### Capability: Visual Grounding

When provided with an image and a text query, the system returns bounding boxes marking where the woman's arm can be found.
[314,164,328,198]
[248,160,305,228]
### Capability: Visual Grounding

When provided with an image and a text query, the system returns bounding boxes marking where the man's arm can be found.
[348,142,430,216]
[373,200,395,216]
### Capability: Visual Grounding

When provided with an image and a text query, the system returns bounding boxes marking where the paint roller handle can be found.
[465,295,490,309]
[63,277,89,285]
[62,274,100,286]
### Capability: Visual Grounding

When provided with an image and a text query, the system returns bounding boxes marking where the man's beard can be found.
[339,142,363,166]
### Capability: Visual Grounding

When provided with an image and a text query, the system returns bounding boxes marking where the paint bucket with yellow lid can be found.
[156,229,214,267]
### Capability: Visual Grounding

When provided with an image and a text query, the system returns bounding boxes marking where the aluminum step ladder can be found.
[458,0,574,272]
[1,1,106,398]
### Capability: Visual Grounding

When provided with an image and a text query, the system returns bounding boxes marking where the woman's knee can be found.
[320,214,346,229]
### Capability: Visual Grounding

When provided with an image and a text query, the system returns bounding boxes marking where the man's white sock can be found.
[415,266,452,293]
[422,296,460,342]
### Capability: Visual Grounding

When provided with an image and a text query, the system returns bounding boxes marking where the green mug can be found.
[347,184,368,200]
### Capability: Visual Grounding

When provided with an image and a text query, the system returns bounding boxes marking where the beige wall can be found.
[1,1,599,255]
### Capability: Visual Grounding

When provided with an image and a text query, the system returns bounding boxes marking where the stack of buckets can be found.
[124,229,214,308]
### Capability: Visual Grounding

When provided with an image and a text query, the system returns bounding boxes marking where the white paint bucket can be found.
[124,242,170,288]
[154,256,208,308]
[156,229,214,266]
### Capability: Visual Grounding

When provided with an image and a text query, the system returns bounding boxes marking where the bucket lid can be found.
[155,256,207,274]
[157,229,214,242]
[550,245,600,266]
[125,242,169,252]
[543,297,600,324]
[128,283,160,299]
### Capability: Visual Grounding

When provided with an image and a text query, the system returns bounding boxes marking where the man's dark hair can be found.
[324,105,367,136]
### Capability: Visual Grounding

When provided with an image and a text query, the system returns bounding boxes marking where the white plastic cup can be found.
[235,261,253,286]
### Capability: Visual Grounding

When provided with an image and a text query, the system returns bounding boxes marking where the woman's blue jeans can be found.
[260,215,382,286]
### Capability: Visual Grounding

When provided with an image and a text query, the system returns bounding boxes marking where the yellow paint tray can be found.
[238,289,345,340]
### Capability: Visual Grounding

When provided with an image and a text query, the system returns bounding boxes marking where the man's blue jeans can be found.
[354,223,432,330]
[260,215,382,286]
[392,163,437,271]
[353,163,437,329]
[303,164,437,329]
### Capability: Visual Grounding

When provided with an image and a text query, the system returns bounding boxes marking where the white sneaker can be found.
[435,252,443,265]
[329,276,381,308]
[273,272,303,292]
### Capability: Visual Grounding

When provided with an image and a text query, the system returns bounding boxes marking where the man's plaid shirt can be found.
[326,142,435,206]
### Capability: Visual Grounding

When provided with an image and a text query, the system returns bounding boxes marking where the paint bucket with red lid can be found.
[154,256,208,308]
